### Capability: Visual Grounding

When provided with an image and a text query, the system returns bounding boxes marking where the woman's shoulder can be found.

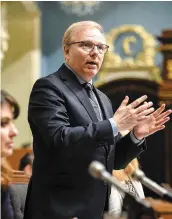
[1,186,14,219]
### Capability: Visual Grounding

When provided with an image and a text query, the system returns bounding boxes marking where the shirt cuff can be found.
[130,130,145,146]
[109,118,118,137]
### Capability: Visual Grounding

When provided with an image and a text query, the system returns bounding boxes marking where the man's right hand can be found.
[113,95,154,133]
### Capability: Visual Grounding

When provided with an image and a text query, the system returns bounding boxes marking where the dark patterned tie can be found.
[84,83,102,121]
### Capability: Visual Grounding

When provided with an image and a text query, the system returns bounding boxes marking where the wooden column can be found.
[157,30,172,185]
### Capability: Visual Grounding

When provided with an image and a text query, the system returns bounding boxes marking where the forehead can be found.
[71,27,106,44]
[1,102,14,119]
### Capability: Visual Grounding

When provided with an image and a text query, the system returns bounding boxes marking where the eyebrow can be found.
[1,117,13,122]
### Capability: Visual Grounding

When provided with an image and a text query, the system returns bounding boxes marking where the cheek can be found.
[1,130,6,147]
[71,52,85,67]
[0,130,12,157]
[1,146,13,157]
[99,55,104,64]
[97,57,104,70]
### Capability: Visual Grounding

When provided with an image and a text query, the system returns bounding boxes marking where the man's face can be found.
[64,27,106,81]
[1,102,18,157]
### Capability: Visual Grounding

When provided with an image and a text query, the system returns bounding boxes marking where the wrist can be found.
[133,128,144,140]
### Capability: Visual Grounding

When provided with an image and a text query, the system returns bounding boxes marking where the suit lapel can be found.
[59,64,99,122]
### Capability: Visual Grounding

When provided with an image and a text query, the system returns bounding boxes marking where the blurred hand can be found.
[133,104,172,140]
[113,95,154,133]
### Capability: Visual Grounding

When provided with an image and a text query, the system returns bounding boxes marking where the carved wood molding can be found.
[95,25,161,87]
[10,170,30,184]
[158,81,172,107]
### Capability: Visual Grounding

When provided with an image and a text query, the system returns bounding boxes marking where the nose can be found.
[9,123,19,138]
[90,45,99,55]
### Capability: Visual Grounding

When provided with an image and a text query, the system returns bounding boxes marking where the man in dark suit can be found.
[24,21,171,219]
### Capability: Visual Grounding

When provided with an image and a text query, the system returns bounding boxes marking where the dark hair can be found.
[19,153,34,171]
[1,89,20,119]
[21,142,32,149]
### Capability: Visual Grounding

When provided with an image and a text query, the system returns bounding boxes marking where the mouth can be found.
[7,142,14,148]
[86,61,98,68]
[86,61,98,66]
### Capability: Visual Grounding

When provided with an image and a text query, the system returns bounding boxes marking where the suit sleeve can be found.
[114,133,146,169]
[28,78,114,150]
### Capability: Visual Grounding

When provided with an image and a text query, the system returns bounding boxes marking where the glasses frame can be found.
[66,40,109,54]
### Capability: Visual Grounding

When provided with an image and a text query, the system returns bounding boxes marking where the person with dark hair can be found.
[19,153,34,177]
[1,89,20,219]
[24,21,172,219]
[1,90,20,121]
[21,142,32,149]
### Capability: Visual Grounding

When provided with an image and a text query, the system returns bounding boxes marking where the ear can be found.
[64,45,70,56]
[64,45,70,62]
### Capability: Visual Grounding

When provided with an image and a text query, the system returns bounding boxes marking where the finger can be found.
[156,117,170,126]
[135,101,153,114]
[156,109,172,120]
[119,96,129,107]
[128,95,147,109]
[151,125,165,133]
[137,112,155,122]
[137,115,147,121]
[153,104,166,118]
[138,107,155,116]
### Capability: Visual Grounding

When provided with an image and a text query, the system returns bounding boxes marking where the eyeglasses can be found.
[66,41,109,54]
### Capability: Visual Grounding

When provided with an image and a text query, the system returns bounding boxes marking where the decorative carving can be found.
[0,2,9,65]
[122,36,136,55]
[167,59,172,80]
[157,29,172,81]
[60,1,101,17]
[157,29,172,106]
[158,81,172,108]
[157,30,172,185]
[157,44,172,51]
[95,25,161,87]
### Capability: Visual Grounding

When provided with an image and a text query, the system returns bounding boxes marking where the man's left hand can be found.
[133,104,172,140]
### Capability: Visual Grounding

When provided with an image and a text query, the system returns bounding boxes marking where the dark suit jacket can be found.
[24,64,146,219]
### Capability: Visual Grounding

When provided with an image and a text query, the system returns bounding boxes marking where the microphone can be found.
[89,161,128,193]
[132,169,172,203]
[88,161,151,209]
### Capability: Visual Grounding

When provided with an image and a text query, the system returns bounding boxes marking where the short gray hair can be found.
[62,21,104,51]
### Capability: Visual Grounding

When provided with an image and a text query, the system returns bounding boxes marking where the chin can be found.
[4,149,13,157]
[83,69,98,81]
[89,70,98,78]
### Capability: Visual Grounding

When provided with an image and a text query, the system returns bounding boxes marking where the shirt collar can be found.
[65,63,92,85]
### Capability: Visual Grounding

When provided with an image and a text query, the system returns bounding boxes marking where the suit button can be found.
[104,181,107,186]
